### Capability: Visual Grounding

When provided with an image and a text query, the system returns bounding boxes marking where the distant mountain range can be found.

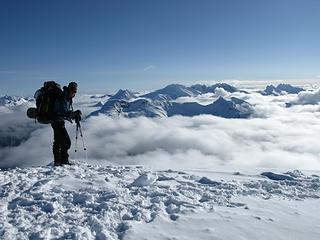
[0,95,34,114]
[0,95,29,107]
[89,83,253,119]
[140,83,246,100]
[2,83,308,118]
[259,84,305,96]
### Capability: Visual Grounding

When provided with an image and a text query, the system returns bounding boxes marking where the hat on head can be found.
[68,82,78,92]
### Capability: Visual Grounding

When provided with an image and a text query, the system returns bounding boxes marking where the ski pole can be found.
[77,121,88,160]
[75,122,79,152]
[78,122,87,151]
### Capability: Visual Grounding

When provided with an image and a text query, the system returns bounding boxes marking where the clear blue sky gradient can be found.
[1,0,319,94]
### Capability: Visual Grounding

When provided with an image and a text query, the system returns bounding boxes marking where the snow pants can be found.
[51,121,71,165]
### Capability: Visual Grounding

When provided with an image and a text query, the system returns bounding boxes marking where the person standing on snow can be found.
[51,82,82,166]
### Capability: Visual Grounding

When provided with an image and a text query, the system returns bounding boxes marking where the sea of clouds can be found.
[1,83,320,170]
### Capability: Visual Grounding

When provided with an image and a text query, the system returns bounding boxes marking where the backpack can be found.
[27,81,63,124]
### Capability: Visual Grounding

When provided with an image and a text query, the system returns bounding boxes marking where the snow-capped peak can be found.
[0,95,27,106]
[109,89,136,101]
[142,84,198,100]
[88,82,254,119]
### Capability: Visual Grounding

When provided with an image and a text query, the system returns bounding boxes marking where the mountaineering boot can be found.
[53,148,63,166]
[61,149,71,165]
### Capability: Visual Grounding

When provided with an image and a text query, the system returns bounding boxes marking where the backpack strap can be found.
[70,99,74,111]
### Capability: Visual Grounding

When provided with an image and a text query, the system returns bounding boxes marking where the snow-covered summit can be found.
[109,89,136,101]
[142,84,198,100]
[1,163,319,239]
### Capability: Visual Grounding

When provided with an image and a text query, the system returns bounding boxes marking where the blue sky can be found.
[1,0,319,94]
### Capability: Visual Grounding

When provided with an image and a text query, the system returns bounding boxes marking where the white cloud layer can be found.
[1,113,320,170]
[1,85,320,170]
[174,87,231,105]
[289,89,320,105]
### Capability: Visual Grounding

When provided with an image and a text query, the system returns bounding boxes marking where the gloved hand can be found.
[70,110,82,123]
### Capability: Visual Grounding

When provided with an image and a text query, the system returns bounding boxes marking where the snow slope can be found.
[0,163,319,239]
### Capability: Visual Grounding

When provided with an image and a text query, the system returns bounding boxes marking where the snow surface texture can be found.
[0,163,319,239]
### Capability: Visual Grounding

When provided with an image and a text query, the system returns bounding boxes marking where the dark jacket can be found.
[52,87,73,121]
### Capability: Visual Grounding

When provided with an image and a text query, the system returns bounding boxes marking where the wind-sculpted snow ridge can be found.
[0,163,319,239]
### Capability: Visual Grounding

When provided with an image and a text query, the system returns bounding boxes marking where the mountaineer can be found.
[27,81,82,166]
